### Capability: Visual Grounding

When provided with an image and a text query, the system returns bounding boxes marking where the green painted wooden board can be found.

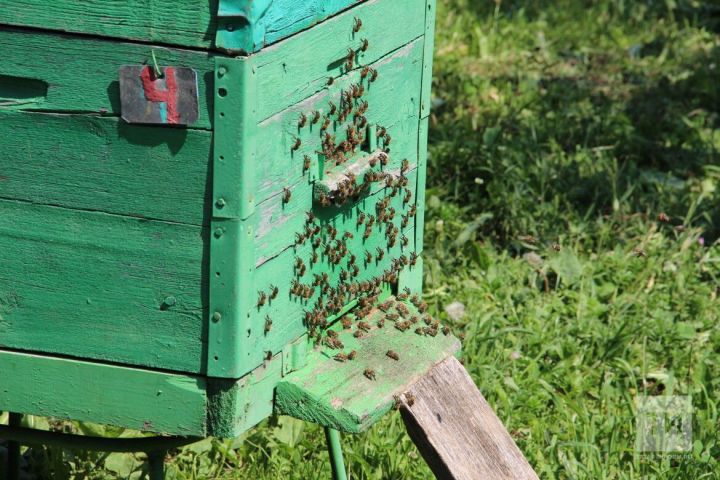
[0,28,215,130]
[0,0,367,53]
[0,199,207,374]
[0,112,212,226]
[276,299,460,433]
[0,349,208,436]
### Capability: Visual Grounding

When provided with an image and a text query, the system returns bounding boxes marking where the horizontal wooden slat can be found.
[0,350,208,436]
[0,111,212,226]
[0,27,215,129]
[253,0,426,122]
[0,199,207,374]
[253,37,425,206]
[0,1,217,50]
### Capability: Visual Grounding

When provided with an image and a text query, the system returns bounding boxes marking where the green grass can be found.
[10,1,720,478]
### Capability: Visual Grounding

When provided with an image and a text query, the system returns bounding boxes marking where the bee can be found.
[442,326,451,336]
[364,368,376,380]
[369,156,378,167]
[283,187,292,203]
[388,236,396,248]
[415,327,424,335]
[379,300,393,312]
[341,316,353,329]
[264,315,273,334]
[410,316,419,324]
[395,321,410,332]
[408,204,417,217]
[386,313,399,321]
[404,393,415,407]
[551,243,561,252]
[386,350,399,361]
[298,264,306,277]
[364,251,373,263]
[380,153,389,166]
[376,247,385,261]
[353,17,363,33]
[418,302,428,313]
[396,303,409,316]
[270,285,279,300]
[312,236,322,249]
[328,101,337,115]
[298,113,307,128]
[327,77,335,86]
[384,135,392,146]
[401,159,409,173]
[353,330,364,338]
[334,352,348,362]
[361,66,370,79]
[348,350,357,360]
[401,235,409,248]
[358,321,371,332]
[360,38,369,52]
[321,116,331,131]
[357,212,366,227]
[347,48,356,65]
[257,291,267,307]
[310,251,319,265]
[397,290,409,301]
[426,327,438,337]
[319,193,331,207]
[367,215,376,227]
[292,137,302,151]
[370,68,378,82]
[658,212,670,223]
[344,231,354,240]
[312,110,321,124]
[363,227,372,240]
[633,248,647,258]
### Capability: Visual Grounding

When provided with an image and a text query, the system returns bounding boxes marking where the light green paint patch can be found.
[275,300,460,433]
[0,350,207,436]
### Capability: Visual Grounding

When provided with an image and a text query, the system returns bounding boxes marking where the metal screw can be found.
[214,228,224,238]
[215,198,226,209]
[218,67,227,77]
[212,312,222,322]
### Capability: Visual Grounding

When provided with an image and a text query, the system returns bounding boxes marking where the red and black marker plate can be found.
[119,65,199,126]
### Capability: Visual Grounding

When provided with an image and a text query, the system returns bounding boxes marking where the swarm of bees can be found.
[253,17,452,384]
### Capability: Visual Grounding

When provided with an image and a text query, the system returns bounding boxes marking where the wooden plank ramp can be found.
[397,356,539,480]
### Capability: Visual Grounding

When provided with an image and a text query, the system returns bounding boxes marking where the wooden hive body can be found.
[0,0,448,437]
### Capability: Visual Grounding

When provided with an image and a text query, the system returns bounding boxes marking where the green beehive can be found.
[0,0,456,441]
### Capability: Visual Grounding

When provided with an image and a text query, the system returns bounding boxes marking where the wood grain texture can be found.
[252,0,426,122]
[0,349,208,436]
[0,199,207,374]
[0,1,218,50]
[399,357,539,480]
[0,0,368,53]
[0,28,215,129]
[0,111,212,225]
[275,302,460,433]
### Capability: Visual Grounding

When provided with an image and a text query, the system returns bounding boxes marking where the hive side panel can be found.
[0,112,212,226]
[0,200,208,374]
[0,28,215,130]
[0,350,208,436]
[0,1,217,50]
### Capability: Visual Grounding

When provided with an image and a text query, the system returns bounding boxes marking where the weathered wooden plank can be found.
[247,211,418,375]
[0,1,217,50]
[0,199,207,374]
[0,350,208,436]
[252,0,426,122]
[207,353,283,438]
[0,28,215,129]
[275,302,460,433]
[217,0,367,53]
[0,111,212,226]
[0,0,369,53]
[399,357,539,480]
[253,37,425,205]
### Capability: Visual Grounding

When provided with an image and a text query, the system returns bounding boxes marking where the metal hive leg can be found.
[324,427,347,480]
[147,450,165,480]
